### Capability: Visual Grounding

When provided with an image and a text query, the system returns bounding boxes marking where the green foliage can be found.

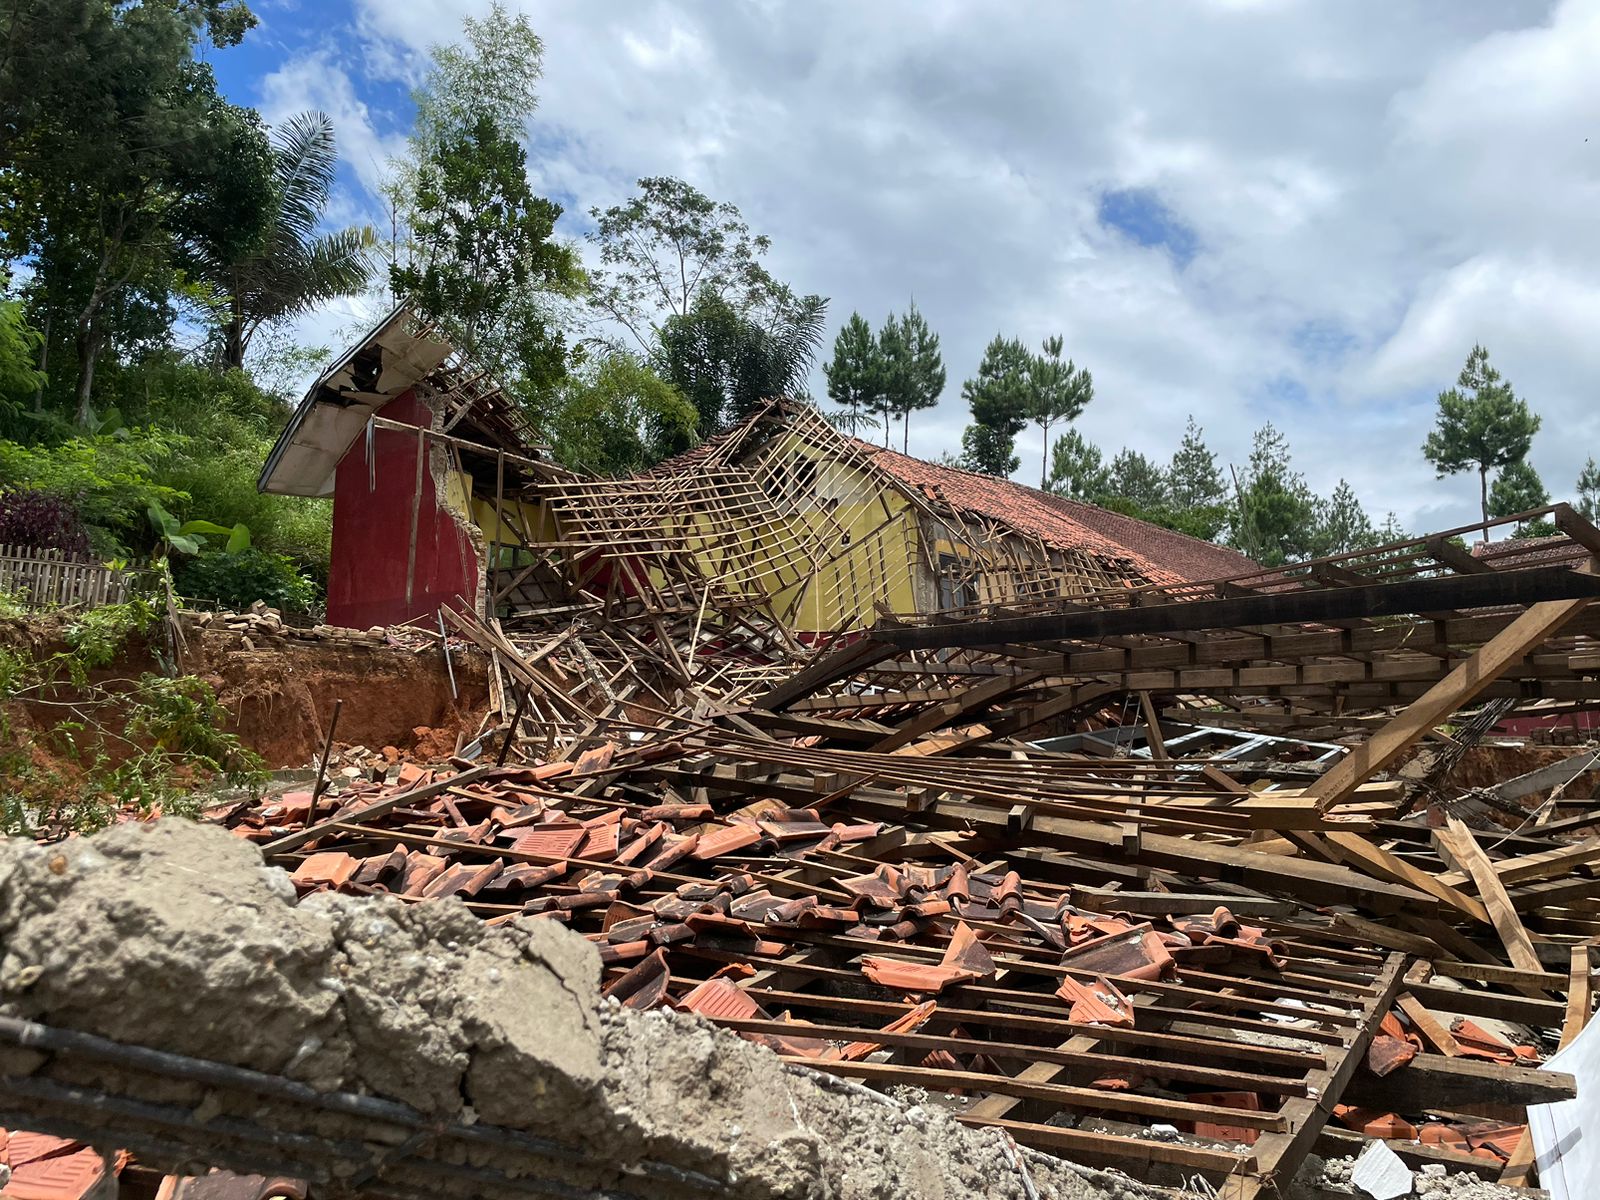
[385,2,579,413]
[1577,457,1600,524]
[2,0,274,421]
[878,303,945,452]
[1314,479,1378,556]
[545,351,697,474]
[0,431,183,556]
[959,335,1033,477]
[1489,458,1553,538]
[656,287,827,437]
[0,594,262,835]
[0,359,330,575]
[1106,449,1168,511]
[1027,335,1093,488]
[173,546,316,614]
[823,312,883,439]
[197,111,372,367]
[1167,417,1228,512]
[958,423,1019,477]
[0,302,46,415]
[62,598,159,677]
[1046,429,1110,500]
[1230,423,1320,567]
[389,111,576,399]
[589,176,782,351]
[1422,345,1542,524]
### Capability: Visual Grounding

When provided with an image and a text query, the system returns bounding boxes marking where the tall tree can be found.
[890,303,944,453]
[874,312,907,446]
[198,112,372,368]
[588,176,781,352]
[1422,345,1541,532]
[1230,423,1319,567]
[959,423,1019,478]
[1,0,273,423]
[959,334,1032,478]
[655,286,826,442]
[1027,335,1092,488]
[822,312,882,438]
[1167,417,1227,512]
[388,4,580,402]
[1488,458,1551,538]
[1106,449,1167,511]
[1576,457,1600,524]
[1315,479,1376,555]
[1046,428,1109,500]
[545,350,696,475]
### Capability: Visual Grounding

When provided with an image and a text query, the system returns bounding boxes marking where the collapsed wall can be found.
[0,821,1156,1200]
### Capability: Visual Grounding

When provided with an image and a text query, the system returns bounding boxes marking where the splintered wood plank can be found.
[1437,836,1600,892]
[1324,831,1491,925]
[1396,992,1466,1057]
[1307,591,1593,812]
[1439,816,1548,980]
[1561,944,1595,1050]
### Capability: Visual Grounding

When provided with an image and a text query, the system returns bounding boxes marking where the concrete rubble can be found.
[0,820,1165,1200]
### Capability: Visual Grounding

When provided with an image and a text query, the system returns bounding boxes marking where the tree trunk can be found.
[223,320,246,371]
[1041,421,1050,489]
[1479,465,1489,540]
[73,317,103,428]
[32,311,49,413]
[902,414,909,454]
[882,410,890,448]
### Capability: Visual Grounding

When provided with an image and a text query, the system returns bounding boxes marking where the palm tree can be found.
[210,112,373,368]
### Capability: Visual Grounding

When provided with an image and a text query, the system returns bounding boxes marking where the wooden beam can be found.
[876,565,1600,650]
[1222,952,1408,1200]
[1437,817,1549,981]
[1561,944,1595,1051]
[1307,590,1593,812]
[1343,1053,1576,1119]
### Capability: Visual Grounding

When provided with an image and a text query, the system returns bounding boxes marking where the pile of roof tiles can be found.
[200,709,1591,1198]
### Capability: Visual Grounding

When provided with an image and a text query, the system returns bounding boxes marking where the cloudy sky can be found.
[209,0,1600,534]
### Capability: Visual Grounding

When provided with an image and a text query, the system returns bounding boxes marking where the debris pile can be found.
[6,505,1600,1199]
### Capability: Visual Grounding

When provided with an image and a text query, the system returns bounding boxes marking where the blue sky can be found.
[206,0,1600,535]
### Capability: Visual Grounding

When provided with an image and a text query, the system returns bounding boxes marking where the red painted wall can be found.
[327,392,481,630]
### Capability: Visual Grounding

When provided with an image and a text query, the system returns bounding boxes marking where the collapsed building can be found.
[1,310,1598,1199]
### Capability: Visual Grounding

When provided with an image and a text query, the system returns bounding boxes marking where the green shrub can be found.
[174,546,317,614]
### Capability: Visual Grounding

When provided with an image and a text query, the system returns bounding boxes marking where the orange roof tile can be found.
[858,442,1256,586]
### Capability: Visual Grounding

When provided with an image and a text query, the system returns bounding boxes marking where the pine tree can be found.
[1488,458,1554,537]
[1167,417,1227,511]
[1106,449,1168,511]
[874,312,907,446]
[1575,456,1600,523]
[1231,423,1319,567]
[1028,335,1093,488]
[1421,345,1541,532]
[1316,479,1376,555]
[1046,429,1109,500]
[822,312,882,438]
[959,334,1032,479]
[891,303,944,453]
[959,423,1019,477]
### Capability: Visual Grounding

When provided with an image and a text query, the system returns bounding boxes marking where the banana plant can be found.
[147,502,251,557]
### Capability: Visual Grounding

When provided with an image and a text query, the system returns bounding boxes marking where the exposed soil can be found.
[189,628,488,766]
[0,614,491,793]
[1443,743,1597,800]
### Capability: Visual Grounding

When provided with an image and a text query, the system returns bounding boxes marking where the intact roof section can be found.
[858,443,1256,586]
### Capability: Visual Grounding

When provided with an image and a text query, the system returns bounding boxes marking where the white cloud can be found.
[303,0,1600,532]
